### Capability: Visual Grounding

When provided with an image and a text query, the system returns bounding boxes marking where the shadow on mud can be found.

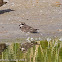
[0,9,14,14]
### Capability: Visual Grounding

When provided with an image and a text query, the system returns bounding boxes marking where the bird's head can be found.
[19,22,26,28]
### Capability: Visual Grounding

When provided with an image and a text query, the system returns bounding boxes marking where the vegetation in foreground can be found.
[0,38,62,62]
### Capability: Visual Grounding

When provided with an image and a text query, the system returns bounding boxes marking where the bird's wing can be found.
[24,25,32,30]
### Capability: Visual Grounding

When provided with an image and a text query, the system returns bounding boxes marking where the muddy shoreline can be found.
[0,0,62,41]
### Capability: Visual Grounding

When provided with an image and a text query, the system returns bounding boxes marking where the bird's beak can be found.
[19,25,20,26]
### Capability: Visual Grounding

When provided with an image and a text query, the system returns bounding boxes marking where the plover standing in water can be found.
[0,0,7,7]
[19,22,39,33]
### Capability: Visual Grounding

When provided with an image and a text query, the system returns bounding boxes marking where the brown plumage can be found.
[19,22,39,33]
[0,0,7,7]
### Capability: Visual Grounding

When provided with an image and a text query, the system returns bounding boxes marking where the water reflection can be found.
[0,44,7,55]
[0,39,62,62]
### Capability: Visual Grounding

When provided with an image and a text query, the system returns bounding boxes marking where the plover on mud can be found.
[19,22,39,33]
[0,0,7,7]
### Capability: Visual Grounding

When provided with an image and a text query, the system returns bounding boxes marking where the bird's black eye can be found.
[22,24,24,25]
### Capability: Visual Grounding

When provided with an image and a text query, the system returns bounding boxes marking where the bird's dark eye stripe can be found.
[22,24,24,25]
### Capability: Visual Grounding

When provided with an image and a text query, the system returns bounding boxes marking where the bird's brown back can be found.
[21,25,38,33]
